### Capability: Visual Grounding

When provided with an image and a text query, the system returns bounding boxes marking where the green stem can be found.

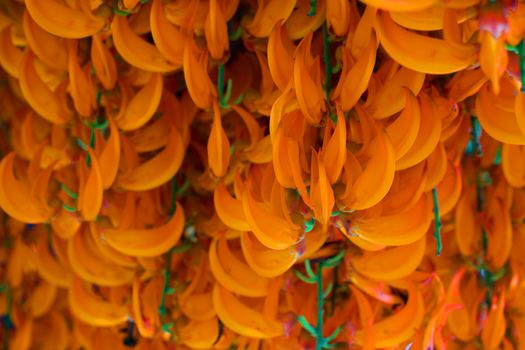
[61,184,78,199]
[307,0,317,16]
[432,188,442,256]
[323,23,331,103]
[218,64,225,104]
[158,248,173,319]
[228,22,241,41]
[96,90,102,106]
[505,43,519,53]
[62,203,76,213]
[470,116,485,212]
[316,262,324,350]
[518,40,525,93]
[113,8,131,16]
[322,22,335,123]
[470,116,481,158]
[469,115,494,306]
[76,138,89,151]
[158,173,189,325]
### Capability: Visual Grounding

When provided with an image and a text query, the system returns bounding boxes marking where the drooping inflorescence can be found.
[1,0,525,349]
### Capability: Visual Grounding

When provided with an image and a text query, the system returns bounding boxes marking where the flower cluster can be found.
[1,0,525,349]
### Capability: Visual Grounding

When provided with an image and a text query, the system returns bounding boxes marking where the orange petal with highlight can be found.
[19,52,71,124]
[23,10,68,71]
[242,183,300,250]
[80,148,104,222]
[97,116,121,189]
[91,34,117,90]
[111,14,179,73]
[68,40,95,117]
[116,72,163,131]
[214,180,250,231]
[204,0,229,60]
[0,152,51,223]
[481,293,506,350]
[25,0,104,38]
[183,36,216,109]
[150,0,186,66]
[335,35,376,112]
[104,201,184,257]
[118,126,184,191]
[293,33,325,125]
[208,102,231,178]
[0,26,24,78]
[267,21,295,91]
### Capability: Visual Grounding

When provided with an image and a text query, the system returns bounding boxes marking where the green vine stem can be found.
[468,113,502,306]
[315,261,325,350]
[158,178,192,334]
[518,40,525,92]
[432,188,442,256]
[505,40,525,92]
[158,249,174,319]
[307,0,317,17]
[218,64,225,104]
[295,251,344,349]
[61,184,78,199]
[217,64,243,108]
[323,23,331,104]
[322,22,336,123]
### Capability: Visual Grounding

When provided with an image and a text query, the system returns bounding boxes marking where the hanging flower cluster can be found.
[1,0,525,349]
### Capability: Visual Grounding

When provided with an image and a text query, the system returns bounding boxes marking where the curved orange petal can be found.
[0,152,51,223]
[344,122,396,210]
[353,283,425,348]
[68,40,95,117]
[267,21,295,91]
[0,26,24,78]
[104,201,184,257]
[91,34,117,90]
[355,193,433,246]
[310,152,334,226]
[335,35,376,112]
[97,116,121,189]
[321,111,348,184]
[204,0,229,60]
[150,0,186,66]
[25,0,104,38]
[385,89,421,160]
[19,52,71,124]
[479,31,508,95]
[118,126,184,191]
[214,180,250,231]
[242,182,300,250]
[481,293,506,350]
[207,101,231,178]
[245,0,296,38]
[209,237,270,297]
[116,72,163,131]
[80,148,104,221]
[396,92,441,170]
[476,83,525,145]
[293,33,325,125]
[111,14,178,72]
[183,36,216,109]
[23,10,68,71]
